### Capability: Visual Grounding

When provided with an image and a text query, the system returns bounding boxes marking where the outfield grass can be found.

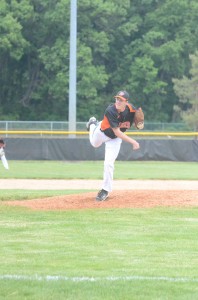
[0,206,198,299]
[0,160,197,180]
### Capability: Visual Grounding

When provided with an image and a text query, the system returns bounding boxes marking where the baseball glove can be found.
[133,107,144,130]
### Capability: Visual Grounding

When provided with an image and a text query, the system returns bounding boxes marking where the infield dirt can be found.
[2,179,198,210]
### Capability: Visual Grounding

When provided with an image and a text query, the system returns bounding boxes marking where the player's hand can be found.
[132,140,140,150]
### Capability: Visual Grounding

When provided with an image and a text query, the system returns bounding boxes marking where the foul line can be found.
[0,275,198,283]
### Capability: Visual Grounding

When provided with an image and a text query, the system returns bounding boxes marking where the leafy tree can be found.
[173,51,198,131]
[19,0,71,120]
[127,55,167,120]
[77,0,130,119]
[0,0,32,119]
[109,0,198,121]
[1,0,198,123]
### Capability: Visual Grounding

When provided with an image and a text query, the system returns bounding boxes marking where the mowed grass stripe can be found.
[1,274,198,283]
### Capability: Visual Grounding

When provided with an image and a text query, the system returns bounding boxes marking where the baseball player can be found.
[86,90,142,201]
[0,138,9,170]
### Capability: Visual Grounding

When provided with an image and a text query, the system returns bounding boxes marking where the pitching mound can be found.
[5,190,198,210]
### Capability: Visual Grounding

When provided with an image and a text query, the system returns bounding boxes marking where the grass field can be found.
[0,161,198,299]
[0,206,198,300]
[0,160,198,180]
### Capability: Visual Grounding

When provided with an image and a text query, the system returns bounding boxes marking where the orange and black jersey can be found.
[100,103,136,139]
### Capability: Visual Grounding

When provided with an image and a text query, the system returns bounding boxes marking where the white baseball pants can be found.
[89,122,122,192]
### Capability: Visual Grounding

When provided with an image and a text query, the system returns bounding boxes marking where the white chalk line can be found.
[0,275,198,283]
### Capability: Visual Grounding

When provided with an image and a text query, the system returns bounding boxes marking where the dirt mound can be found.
[4,190,198,210]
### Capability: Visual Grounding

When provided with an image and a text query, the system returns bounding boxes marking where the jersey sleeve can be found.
[105,106,119,128]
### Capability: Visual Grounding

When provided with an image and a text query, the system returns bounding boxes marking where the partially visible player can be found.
[0,138,9,170]
[86,90,144,201]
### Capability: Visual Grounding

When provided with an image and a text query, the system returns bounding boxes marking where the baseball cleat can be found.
[86,116,98,131]
[96,189,109,201]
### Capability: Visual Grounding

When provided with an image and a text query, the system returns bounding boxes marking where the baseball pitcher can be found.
[86,90,144,201]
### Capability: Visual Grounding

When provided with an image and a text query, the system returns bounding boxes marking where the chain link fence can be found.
[0,121,196,139]
[0,121,194,132]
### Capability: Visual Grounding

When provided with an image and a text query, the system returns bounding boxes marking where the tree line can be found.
[1,0,198,124]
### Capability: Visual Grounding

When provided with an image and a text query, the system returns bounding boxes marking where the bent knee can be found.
[90,141,102,148]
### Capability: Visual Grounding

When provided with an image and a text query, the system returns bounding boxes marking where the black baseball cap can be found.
[114,90,129,101]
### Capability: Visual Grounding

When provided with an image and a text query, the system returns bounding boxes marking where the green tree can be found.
[173,51,198,131]
[0,0,32,119]
[127,55,167,120]
[77,0,130,119]
[19,0,71,120]
[110,0,198,121]
[1,0,198,122]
